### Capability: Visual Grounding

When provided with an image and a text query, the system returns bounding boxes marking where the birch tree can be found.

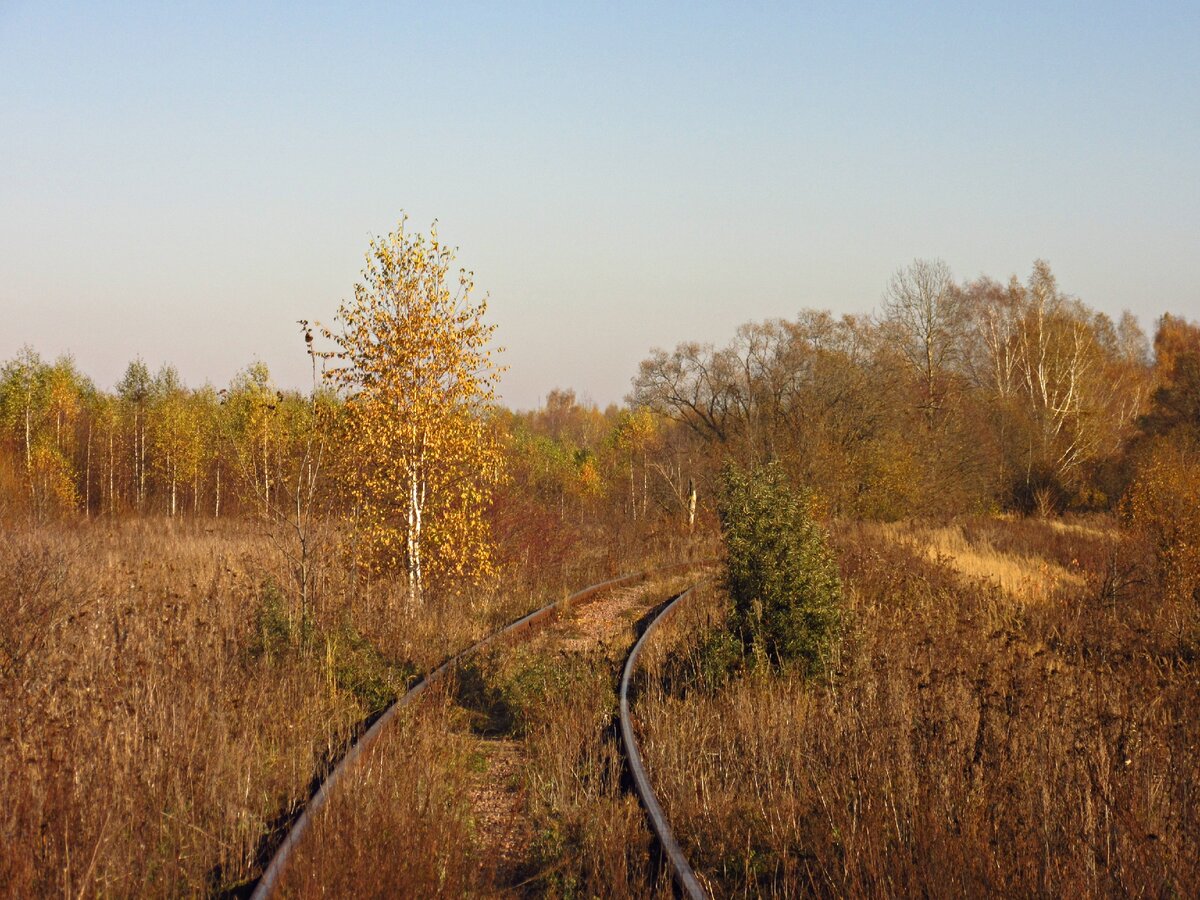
[0,347,46,482]
[117,359,152,510]
[611,407,659,521]
[1001,261,1146,509]
[0,348,82,518]
[224,362,281,515]
[92,393,120,515]
[323,219,505,602]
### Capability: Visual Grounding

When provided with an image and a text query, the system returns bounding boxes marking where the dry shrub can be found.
[488,484,583,596]
[1123,439,1200,610]
[638,520,1199,897]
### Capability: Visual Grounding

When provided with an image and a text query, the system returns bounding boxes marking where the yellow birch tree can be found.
[323,219,505,602]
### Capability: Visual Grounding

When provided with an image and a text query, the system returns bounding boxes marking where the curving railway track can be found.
[619,583,709,900]
[250,564,711,899]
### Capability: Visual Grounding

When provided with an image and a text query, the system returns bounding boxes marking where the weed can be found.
[326,623,416,714]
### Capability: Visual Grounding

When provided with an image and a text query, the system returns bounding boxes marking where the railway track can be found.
[250,563,705,899]
[619,583,709,900]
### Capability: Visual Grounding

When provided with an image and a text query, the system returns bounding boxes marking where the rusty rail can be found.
[619,582,709,900]
[251,562,701,899]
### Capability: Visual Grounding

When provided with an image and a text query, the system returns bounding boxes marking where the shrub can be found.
[1122,438,1200,604]
[691,625,744,689]
[326,623,416,713]
[250,578,297,660]
[718,461,841,674]
[251,578,415,712]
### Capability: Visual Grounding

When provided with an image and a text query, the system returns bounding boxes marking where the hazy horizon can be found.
[3,2,1198,408]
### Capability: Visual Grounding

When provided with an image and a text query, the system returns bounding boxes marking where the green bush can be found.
[250,578,298,660]
[457,647,598,738]
[249,580,414,712]
[718,461,842,675]
[327,623,416,713]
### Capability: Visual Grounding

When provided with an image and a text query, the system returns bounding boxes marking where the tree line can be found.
[632,258,1164,518]
[0,366,693,530]
[4,254,1199,565]
[0,350,305,521]
[0,221,695,609]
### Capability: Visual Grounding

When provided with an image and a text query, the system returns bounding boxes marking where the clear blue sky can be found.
[2,2,1197,408]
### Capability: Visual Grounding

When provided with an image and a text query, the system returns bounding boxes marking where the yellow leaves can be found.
[329,219,506,594]
[29,442,77,508]
[613,406,661,455]
[577,458,602,498]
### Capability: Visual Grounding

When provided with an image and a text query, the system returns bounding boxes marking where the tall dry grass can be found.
[274,690,483,898]
[272,572,708,898]
[636,517,1199,897]
[862,518,1098,604]
[0,515,629,897]
[2,519,363,896]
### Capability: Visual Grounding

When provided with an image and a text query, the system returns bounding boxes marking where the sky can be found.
[2,2,1198,409]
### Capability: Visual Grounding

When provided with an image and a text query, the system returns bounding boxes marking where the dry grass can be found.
[0,516,623,897]
[1,519,363,896]
[1043,517,1119,540]
[503,579,689,899]
[864,519,1089,604]
[12,508,1187,897]
[636,517,1199,897]
[272,573,704,897]
[275,691,482,898]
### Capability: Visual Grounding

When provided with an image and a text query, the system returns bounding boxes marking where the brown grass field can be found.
[0,516,635,897]
[3,514,1196,898]
[636,517,1199,897]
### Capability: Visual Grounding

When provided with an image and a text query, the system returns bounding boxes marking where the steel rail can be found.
[619,583,709,900]
[251,562,700,899]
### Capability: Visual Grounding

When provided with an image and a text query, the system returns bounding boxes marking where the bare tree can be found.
[630,343,738,445]
[881,259,964,428]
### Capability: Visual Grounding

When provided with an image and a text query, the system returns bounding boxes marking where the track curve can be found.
[251,563,701,899]
[619,583,709,900]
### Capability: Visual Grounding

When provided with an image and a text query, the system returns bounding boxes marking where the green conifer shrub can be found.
[718,461,842,675]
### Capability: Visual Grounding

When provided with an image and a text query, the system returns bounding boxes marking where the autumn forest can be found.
[3,258,1178,526]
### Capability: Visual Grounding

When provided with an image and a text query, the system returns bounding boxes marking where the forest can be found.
[3,232,1198,897]
[2,259,1176,524]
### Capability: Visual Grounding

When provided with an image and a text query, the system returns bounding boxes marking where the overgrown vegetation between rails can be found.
[294,634,688,898]
[474,645,663,896]
[0,518,639,897]
[270,577,696,898]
